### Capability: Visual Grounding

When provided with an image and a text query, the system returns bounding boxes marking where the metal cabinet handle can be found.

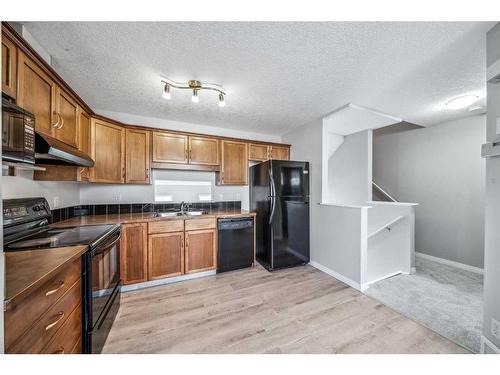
[53,347,65,354]
[52,111,60,128]
[58,113,64,129]
[45,311,65,331]
[45,281,64,296]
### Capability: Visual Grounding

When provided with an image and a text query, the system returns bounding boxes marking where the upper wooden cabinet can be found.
[188,136,219,166]
[218,140,248,185]
[90,118,125,183]
[77,107,91,156]
[121,223,148,285]
[54,86,78,148]
[249,143,270,161]
[17,51,57,137]
[152,131,188,164]
[270,145,290,160]
[2,35,17,99]
[125,128,150,184]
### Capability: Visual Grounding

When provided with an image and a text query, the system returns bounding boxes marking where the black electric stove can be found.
[3,197,121,354]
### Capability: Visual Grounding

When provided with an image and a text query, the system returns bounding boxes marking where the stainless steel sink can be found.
[155,210,205,217]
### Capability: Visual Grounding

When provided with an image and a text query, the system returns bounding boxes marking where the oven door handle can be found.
[93,235,121,255]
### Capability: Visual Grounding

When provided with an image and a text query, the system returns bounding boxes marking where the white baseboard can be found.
[309,261,364,291]
[415,252,484,275]
[121,270,216,293]
[367,271,405,287]
[481,335,500,354]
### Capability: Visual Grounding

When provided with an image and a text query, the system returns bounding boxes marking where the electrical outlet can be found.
[492,318,500,340]
[53,196,60,208]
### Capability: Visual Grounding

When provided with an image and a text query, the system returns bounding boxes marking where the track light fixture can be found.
[161,78,227,107]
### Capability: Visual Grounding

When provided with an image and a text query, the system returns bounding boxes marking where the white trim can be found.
[487,58,500,82]
[366,201,419,207]
[415,252,484,275]
[309,261,365,291]
[481,335,500,354]
[323,103,402,124]
[121,270,216,292]
[318,202,372,209]
[366,271,407,287]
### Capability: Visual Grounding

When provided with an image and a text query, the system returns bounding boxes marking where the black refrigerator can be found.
[250,160,310,271]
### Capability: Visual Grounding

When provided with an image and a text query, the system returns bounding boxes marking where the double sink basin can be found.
[154,210,206,218]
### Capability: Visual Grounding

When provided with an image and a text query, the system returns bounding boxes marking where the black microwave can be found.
[2,98,36,164]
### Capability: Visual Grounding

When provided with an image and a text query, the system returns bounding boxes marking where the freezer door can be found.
[269,197,310,269]
[270,160,309,198]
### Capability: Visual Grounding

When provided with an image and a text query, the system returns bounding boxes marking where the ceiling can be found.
[22,22,494,136]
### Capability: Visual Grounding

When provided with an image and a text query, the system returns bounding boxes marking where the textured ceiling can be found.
[22,22,494,136]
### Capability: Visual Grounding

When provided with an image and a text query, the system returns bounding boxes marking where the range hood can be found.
[35,132,94,167]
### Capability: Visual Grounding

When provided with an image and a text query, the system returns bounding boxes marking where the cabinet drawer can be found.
[5,257,81,349]
[7,279,82,353]
[148,220,184,234]
[185,218,216,231]
[42,303,82,354]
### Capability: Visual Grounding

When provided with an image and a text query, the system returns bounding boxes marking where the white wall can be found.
[327,130,372,205]
[483,22,500,352]
[2,170,81,209]
[373,115,486,269]
[80,169,251,209]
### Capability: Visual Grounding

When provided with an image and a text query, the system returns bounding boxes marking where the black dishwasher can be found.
[217,217,254,273]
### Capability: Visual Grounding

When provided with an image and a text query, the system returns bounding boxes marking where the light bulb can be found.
[218,93,226,107]
[162,84,171,100]
[192,89,199,103]
[445,94,479,110]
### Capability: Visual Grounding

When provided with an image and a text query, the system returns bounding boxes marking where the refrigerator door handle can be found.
[269,169,276,224]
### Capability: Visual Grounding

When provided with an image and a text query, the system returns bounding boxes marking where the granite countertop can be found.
[5,245,88,306]
[52,209,256,227]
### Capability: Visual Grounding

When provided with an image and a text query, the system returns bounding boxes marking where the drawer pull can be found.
[53,347,65,354]
[45,311,65,331]
[45,281,65,296]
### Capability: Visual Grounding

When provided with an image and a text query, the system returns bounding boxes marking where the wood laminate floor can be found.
[102,265,470,354]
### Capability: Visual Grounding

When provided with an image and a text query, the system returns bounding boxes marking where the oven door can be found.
[85,230,121,353]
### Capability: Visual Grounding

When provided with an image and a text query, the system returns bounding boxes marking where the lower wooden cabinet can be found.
[185,229,217,274]
[148,231,184,279]
[120,223,148,285]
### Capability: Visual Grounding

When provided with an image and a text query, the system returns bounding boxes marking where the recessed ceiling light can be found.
[445,94,479,110]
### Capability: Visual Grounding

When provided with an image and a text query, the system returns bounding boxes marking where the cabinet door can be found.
[270,145,290,160]
[121,223,148,285]
[2,35,17,99]
[54,86,78,148]
[126,129,150,184]
[188,136,219,165]
[148,232,184,280]
[90,118,125,183]
[77,107,91,156]
[185,229,216,274]
[152,131,188,164]
[219,140,248,185]
[248,143,269,161]
[17,51,57,137]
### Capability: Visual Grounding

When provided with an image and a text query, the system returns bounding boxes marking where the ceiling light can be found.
[445,94,479,110]
[192,89,199,103]
[218,93,226,107]
[162,84,171,100]
[160,78,226,106]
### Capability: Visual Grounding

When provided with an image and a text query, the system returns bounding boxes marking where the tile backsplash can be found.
[50,201,242,224]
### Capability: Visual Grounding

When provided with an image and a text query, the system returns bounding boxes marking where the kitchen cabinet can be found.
[152,131,188,164]
[218,140,248,185]
[148,232,184,279]
[54,86,78,148]
[270,145,290,160]
[120,223,148,285]
[185,229,217,274]
[90,118,125,183]
[188,136,219,166]
[125,128,150,184]
[2,34,17,99]
[248,143,270,161]
[17,51,57,137]
[78,107,91,156]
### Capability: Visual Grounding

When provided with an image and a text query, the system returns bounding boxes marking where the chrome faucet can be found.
[180,201,189,214]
